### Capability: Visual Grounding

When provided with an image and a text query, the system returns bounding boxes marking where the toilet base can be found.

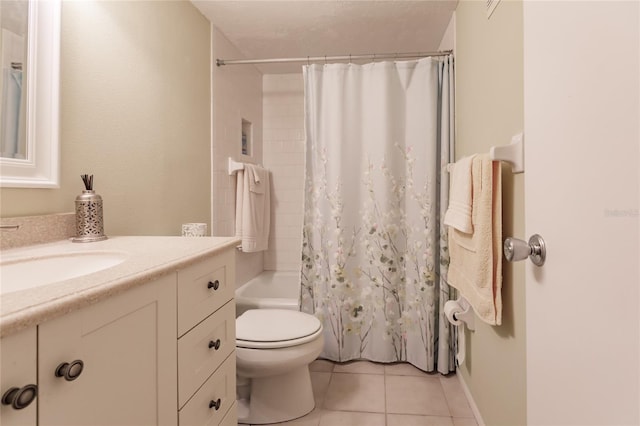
[237,365,315,424]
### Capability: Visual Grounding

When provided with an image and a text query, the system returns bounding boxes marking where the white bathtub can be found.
[235,271,300,317]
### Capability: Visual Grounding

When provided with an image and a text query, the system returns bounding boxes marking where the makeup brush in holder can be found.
[73,174,107,242]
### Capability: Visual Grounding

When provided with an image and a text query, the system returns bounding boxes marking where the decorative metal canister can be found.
[73,174,107,242]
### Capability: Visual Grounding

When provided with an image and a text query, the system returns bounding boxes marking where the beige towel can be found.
[235,165,271,252]
[444,155,475,233]
[447,154,502,325]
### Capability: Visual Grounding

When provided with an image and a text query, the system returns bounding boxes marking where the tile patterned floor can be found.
[250,360,478,426]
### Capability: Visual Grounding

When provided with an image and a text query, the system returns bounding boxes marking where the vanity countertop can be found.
[0,236,240,337]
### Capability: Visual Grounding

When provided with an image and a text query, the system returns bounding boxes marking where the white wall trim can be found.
[457,371,485,426]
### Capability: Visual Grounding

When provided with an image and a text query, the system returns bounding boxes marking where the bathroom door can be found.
[523,2,639,425]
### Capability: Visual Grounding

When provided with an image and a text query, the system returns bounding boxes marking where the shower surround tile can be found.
[262,73,305,272]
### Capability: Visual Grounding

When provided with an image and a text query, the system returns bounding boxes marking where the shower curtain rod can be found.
[216,50,453,66]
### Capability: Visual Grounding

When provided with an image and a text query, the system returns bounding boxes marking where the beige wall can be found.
[455,1,526,425]
[211,27,264,285]
[0,0,211,236]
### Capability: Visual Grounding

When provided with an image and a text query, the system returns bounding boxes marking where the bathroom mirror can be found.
[0,0,60,188]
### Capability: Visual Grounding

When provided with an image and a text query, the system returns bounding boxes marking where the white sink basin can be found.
[0,251,128,294]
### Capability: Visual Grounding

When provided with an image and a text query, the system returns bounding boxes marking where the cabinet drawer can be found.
[179,353,236,426]
[178,301,235,408]
[178,248,235,337]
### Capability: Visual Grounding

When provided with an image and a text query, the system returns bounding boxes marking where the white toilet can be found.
[235,309,324,425]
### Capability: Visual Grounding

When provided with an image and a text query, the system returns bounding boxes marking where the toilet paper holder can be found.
[447,297,475,331]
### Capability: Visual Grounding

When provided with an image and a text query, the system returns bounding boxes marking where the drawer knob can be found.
[55,360,84,381]
[1,384,37,410]
[207,280,220,290]
[209,398,221,410]
[208,339,221,350]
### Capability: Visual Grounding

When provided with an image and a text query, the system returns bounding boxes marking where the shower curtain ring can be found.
[307,56,310,66]
[324,55,327,64]
[349,54,352,64]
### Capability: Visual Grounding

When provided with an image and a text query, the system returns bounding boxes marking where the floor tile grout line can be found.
[438,374,454,418]
[383,366,388,426]
[310,360,474,424]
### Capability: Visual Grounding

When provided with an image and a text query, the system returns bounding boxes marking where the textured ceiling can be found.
[192,1,457,73]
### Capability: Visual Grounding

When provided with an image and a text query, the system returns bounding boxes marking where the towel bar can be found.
[489,132,524,173]
[228,158,245,175]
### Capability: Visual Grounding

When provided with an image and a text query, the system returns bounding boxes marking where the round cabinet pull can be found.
[207,280,220,290]
[209,398,221,410]
[208,339,221,350]
[55,360,84,381]
[1,384,37,410]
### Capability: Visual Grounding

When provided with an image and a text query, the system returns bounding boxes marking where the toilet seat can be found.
[236,309,322,349]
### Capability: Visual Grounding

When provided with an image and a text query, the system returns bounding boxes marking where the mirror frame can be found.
[0,0,60,188]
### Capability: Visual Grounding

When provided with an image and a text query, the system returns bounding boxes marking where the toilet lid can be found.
[236,309,322,349]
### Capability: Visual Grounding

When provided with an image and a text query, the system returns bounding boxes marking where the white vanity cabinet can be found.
[177,247,237,425]
[38,273,178,425]
[0,327,37,426]
[0,242,238,426]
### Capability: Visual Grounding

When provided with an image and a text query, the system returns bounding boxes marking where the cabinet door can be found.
[0,327,37,426]
[38,275,177,426]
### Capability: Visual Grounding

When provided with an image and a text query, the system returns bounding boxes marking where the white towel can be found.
[447,154,502,325]
[246,163,265,194]
[235,165,271,252]
[444,155,475,234]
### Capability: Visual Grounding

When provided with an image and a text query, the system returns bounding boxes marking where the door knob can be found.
[503,234,546,266]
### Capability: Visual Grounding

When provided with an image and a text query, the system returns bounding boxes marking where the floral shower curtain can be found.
[300,56,456,374]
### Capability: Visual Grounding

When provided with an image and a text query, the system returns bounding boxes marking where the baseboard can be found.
[457,370,485,426]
